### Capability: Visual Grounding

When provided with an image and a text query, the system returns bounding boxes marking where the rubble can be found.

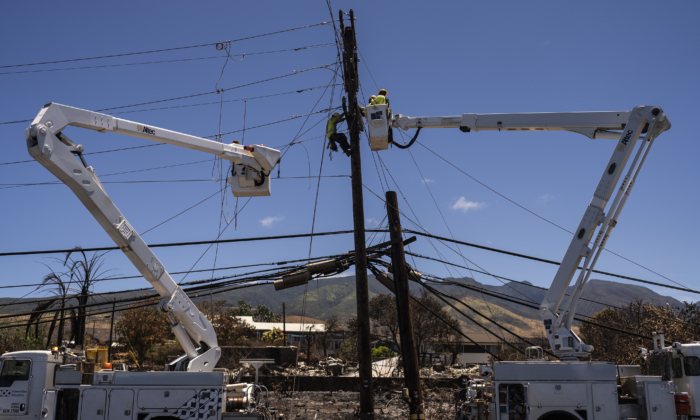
[272,389,457,419]
[233,356,481,387]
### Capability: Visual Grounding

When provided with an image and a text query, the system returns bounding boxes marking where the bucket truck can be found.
[365,104,699,420]
[0,103,281,420]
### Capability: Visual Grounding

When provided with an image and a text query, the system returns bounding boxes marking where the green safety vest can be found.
[326,115,345,139]
[372,95,387,105]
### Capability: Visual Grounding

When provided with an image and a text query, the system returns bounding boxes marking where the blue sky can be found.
[1,1,698,306]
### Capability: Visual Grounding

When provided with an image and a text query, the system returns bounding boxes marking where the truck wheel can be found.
[538,411,580,420]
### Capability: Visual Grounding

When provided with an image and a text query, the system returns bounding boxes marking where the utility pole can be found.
[339,9,374,417]
[108,298,115,362]
[386,191,424,418]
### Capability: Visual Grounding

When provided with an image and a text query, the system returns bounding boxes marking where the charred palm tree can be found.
[40,269,74,348]
[61,249,114,347]
[24,299,56,341]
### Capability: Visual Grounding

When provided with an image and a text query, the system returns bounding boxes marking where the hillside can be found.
[1,274,685,337]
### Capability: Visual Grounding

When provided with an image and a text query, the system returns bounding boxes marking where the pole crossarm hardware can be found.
[25,103,282,372]
[368,104,671,360]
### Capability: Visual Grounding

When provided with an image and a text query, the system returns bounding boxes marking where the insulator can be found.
[274,270,311,291]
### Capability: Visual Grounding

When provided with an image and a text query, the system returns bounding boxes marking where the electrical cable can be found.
[0,64,338,126]
[423,283,555,357]
[368,263,501,361]
[423,274,653,341]
[1,22,336,68]
[0,144,161,167]
[0,44,335,75]
[400,229,700,295]
[389,127,421,149]
[111,85,341,116]
[0,175,348,190]
[0,229,376,257]
[398,128,511,345]
[416,140,691,293]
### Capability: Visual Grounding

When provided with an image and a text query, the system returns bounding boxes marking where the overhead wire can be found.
[0,44,336,75]
[416,140,691,293]
[1,22,336,69]
[0,64,338,126]
[397,129,510,343]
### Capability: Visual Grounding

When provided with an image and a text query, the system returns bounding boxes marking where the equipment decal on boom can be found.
[137,124,156,135]
[617,129,633,151]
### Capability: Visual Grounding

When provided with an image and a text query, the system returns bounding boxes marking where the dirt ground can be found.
[271,389,457,419]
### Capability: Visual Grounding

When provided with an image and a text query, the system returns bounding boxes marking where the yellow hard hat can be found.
[378,89,388,96]
[370,95,376,99]
[332,112,340,117]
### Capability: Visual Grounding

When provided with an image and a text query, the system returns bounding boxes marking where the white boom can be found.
[368,104,671,359]
[25,103,281,371]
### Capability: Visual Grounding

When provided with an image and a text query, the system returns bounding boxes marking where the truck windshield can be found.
[0,359,31,387]
[684,357,700,376]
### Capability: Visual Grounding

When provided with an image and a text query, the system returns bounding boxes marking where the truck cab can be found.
[0,351,62,420]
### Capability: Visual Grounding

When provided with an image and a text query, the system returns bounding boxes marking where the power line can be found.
[363,183,700,297]
[111,85,340,116]
[98,63,338,112]
[0,86,337,165]
[0,64,337,125]
[422,274,652,341]
[0,44,335,75]
[0,253,338,292]
[0,229,370,257]
[401,229,700,295]
[2,225,691,298]
[1,22,335,69]
[416,140,691,293]
[0,175,349,190]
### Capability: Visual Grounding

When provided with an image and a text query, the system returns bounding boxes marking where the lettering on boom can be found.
[616,129,633,152]
[136,124,156,136]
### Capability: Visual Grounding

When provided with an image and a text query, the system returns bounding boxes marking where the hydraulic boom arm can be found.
[368,104,671,359]
[25,103,281,371]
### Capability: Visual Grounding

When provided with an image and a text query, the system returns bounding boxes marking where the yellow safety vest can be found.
[326,115,345,139]
[373,95,387,105]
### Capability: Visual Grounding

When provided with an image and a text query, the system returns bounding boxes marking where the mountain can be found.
[1,274,684,337]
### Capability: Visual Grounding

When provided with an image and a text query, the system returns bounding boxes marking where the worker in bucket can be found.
[372,89,389,106]
[326,112,352,156]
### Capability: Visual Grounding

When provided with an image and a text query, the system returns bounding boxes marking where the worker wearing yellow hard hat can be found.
[326,112,352,156]
[371,89,389,106]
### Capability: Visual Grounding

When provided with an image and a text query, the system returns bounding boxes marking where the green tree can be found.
[235,300,281,322]
[0,321,48,353]
[371,346,395,359]
[261,327,284,345]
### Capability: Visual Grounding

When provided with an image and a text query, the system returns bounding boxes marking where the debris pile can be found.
[273,389,457,419]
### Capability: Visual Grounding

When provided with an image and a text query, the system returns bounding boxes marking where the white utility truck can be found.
[1,103,281,420]
[366,104,700,420]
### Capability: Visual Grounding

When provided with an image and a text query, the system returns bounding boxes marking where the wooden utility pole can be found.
[108,298,115,362]
[386,191,424,418]
[339,9,374,417]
